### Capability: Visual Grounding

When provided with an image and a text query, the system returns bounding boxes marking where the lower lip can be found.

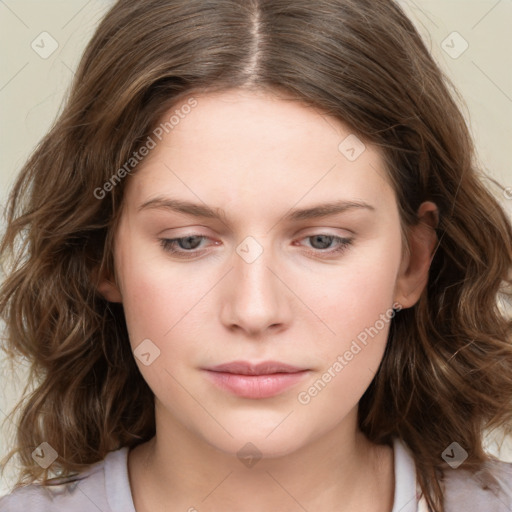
[203,370,310,399]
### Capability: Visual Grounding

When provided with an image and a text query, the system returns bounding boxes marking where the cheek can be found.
[115,247,206,403]
[295,286,397,418]
[114,232,186,347]
[293,236,401,399]
[301,236,401,335]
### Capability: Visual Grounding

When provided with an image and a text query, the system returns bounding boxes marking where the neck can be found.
[128,406,395,512]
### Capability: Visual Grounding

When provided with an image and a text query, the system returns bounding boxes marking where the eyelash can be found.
[158,234,353,259]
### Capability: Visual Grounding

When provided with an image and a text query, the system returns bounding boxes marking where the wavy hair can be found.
[1,0,512,510]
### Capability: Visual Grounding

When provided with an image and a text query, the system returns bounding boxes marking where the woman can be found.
[1,1,511,510]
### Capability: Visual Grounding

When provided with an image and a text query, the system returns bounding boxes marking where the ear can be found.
[93,264,123,303]
[394,201,439,308]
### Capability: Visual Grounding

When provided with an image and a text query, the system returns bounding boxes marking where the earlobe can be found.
[394,201,439,308]
[97,279,123,303]
[93,266,123,303]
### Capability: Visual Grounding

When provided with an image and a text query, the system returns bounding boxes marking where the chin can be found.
[202,422,311,460]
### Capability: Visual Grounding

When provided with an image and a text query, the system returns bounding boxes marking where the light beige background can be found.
[1,0,512,495]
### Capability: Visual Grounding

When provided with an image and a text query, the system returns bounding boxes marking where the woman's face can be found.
[100,88,433,459]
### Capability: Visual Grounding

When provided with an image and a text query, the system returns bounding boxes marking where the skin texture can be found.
[98,88,438,511]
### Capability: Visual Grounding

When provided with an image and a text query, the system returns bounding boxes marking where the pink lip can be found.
[203,360,310,399]
[206,360,306,375]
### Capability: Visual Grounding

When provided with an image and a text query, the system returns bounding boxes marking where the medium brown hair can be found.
[1,1,512,510]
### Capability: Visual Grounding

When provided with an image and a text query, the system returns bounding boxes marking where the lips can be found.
[203,360,310,399]
[205,360,306,375]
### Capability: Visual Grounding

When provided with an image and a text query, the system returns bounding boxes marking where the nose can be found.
[219,239,292,336]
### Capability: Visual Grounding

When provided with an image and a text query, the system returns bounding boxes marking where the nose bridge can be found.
[234,235,278,308]
[221,235,287,334]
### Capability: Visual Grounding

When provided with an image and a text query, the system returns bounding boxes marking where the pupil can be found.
[311,235,333,249]
[180,236,202,250]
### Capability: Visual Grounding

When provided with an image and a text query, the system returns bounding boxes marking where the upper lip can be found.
[205,360,307,375]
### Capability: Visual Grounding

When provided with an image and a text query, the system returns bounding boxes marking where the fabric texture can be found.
[0,438,511,511]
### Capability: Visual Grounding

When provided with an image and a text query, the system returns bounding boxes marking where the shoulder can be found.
[0,474,102,512]
[442,458,512,512]
[0,448,129,512]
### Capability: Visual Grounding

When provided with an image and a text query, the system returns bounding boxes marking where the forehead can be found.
[124,89,395,220]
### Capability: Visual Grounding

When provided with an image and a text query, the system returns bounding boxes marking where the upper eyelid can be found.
[160,225,354,238]
[164,231,350,241]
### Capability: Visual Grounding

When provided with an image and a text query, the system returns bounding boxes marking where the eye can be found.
[297,234,353,257]
[158,233,353,259]
[159,235,212,258]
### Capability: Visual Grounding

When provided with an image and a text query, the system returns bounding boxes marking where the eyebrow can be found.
[138,196,375,222]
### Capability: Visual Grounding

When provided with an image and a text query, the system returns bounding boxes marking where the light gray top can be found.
[1,437,511,511]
